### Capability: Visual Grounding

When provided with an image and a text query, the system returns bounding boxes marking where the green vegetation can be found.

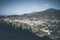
[0,19,52,40]
[1,18,60,39]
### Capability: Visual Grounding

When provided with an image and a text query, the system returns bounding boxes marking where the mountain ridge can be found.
[3,8,60,20]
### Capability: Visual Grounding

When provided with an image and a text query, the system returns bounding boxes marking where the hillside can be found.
[5,8,60,20]
[0,8,60,40]
[0,20,52,40]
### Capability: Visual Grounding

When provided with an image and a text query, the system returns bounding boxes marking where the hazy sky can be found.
[0,0,60,15]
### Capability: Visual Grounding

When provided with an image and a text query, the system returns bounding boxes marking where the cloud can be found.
[44,4,50,6]
[31,6,39,9]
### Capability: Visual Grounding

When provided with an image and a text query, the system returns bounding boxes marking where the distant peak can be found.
[47,8,56,10]
[46,8,56,11]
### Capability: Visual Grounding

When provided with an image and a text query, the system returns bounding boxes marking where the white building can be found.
[40,28,52,35]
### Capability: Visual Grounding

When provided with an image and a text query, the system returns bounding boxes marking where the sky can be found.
[0,0,60,15]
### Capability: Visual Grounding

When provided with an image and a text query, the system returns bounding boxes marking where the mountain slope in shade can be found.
[22,8,60,19]
[0,21,52,40]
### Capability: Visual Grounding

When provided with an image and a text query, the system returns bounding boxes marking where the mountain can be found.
[23,8,60,19]
[0,8,60,40]
[4,8,60,20]
[0,15,5,18]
